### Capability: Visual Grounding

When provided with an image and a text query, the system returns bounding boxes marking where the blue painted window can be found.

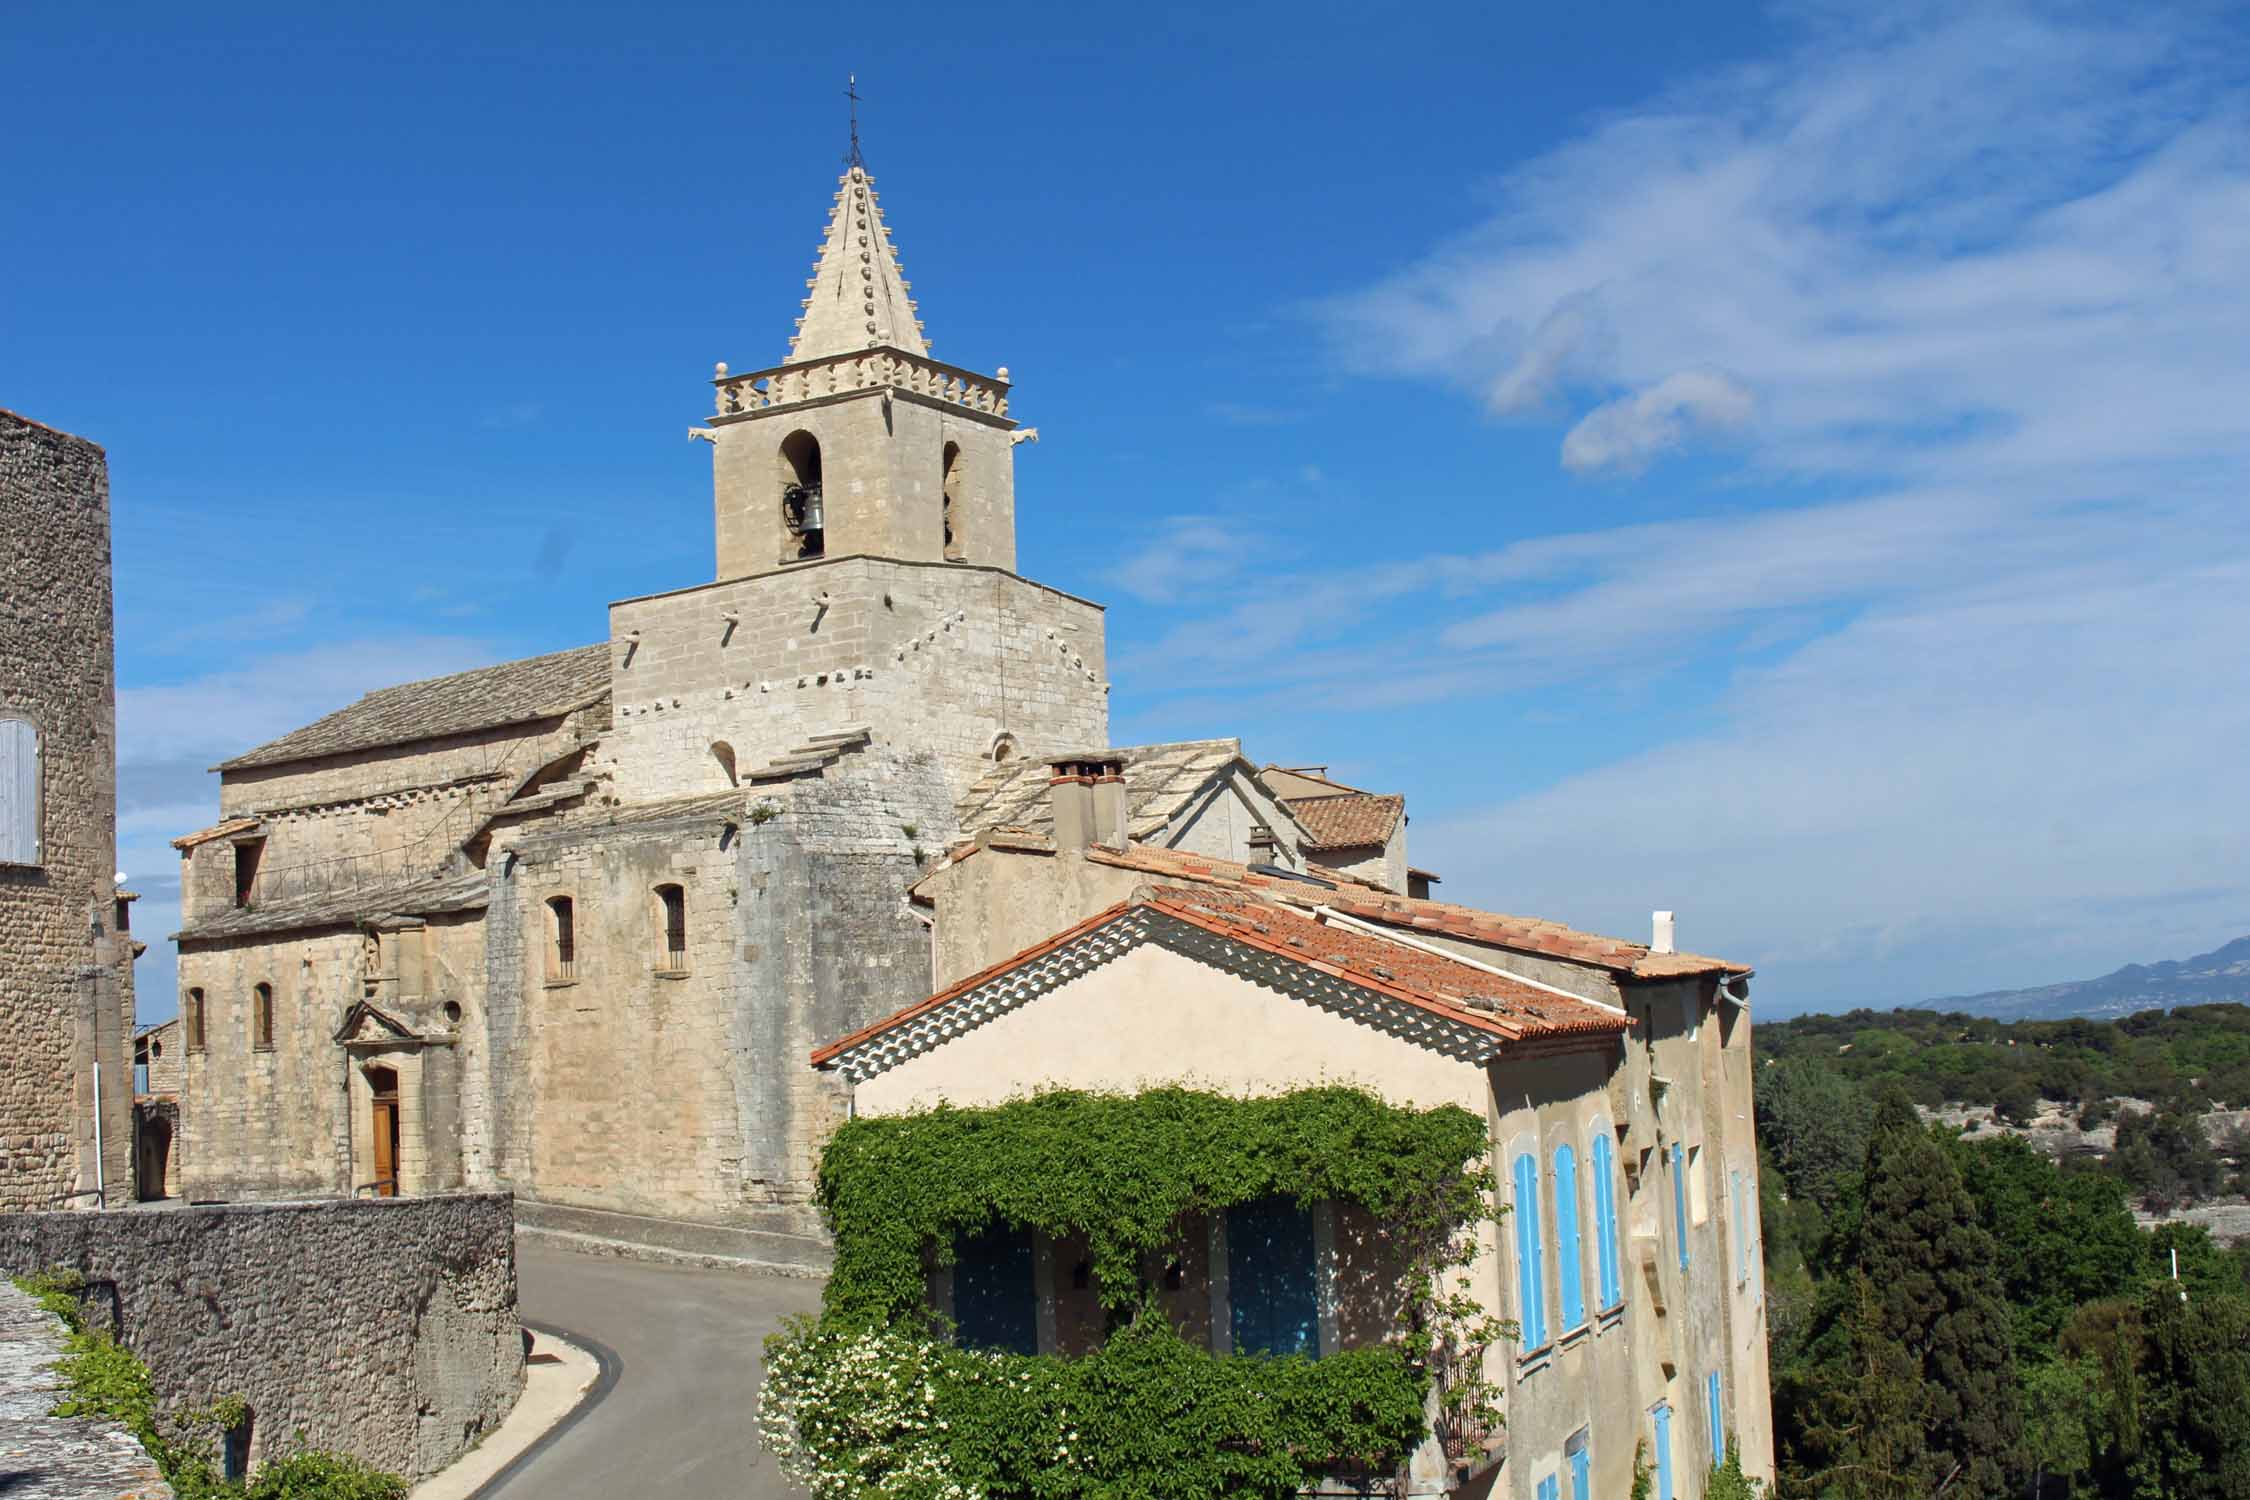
[1511,1151,1547,1350]
[1653,1403,1675,1500]
[1708,1371,1725,1460]
[1569,1444,1591,1500]
[1671,1142,1690,1272]
[1732,1168,1748,1284]
[1227,1197,1318,1356]
[1553,1142,1585,1330]
[953,1224,1037,1354]
[1591,1131,1623,1309]
[1536,1475,1559,1500]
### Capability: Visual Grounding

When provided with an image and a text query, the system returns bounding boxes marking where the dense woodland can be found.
[1753,1004,2250,1497]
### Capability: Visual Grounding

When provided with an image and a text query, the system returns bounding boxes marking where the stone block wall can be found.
[0,1193,522,1482]
[606,555,1106,803]
[0,410,131,1211]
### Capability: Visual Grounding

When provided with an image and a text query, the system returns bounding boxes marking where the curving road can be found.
[488,1244,823,1499]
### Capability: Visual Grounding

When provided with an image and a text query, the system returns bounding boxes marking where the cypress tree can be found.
[1803,1088,2022,1497]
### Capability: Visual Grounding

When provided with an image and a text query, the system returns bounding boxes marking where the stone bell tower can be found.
[705,164,1021,580]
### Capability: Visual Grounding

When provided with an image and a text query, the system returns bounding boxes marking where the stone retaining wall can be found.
[0,1193,521,1481]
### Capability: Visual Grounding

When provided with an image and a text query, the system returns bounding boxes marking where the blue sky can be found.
[8,1,2247,1020]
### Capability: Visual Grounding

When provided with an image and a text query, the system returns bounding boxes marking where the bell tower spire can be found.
[786,157,927,365]
[703,152,1021,581]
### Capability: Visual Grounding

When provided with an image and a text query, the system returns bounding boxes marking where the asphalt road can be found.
[493,1244,824,1500]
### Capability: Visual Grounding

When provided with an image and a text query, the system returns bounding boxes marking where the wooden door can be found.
[368,1067,399,1196]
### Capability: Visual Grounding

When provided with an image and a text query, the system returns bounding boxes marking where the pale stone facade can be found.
[0,410,133,1212]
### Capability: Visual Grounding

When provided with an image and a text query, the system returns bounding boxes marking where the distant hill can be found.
[1930,936,2250,1021]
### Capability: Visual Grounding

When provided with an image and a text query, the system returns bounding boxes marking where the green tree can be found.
[1756,1060,1873,1212]
[1951,1134,2144,1361]
[1796,1090,2023,1497]
[2112,1283,2250,1499]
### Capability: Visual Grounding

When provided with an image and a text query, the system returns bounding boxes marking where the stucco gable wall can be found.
[852,942,1489,1118]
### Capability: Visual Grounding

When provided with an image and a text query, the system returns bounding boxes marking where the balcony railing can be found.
[714,347,1009,421]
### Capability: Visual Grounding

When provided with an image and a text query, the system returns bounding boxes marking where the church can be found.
[169,157,1773,1495]
[166,160,1412,1258]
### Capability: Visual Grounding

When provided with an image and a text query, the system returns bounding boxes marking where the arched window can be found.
[1590,1126,1624,1311]
[0,717,41,866]
[941,442,965,561]
[546,896,576,982]
[1552,1141,1585,1331]
[185,989,206,1053]
[711,741,738,788]
[252,984,274,1051]
[655,883,687,973]
[778,431,824,559]
[990,732,1019,764]
[1511,1150,1548,1351]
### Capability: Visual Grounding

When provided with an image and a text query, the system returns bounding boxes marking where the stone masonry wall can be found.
[1,410,131,1211]
[0,1194,522,1482]
[607,555,1106,803]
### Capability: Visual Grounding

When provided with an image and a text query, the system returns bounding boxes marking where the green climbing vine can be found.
[763,1086,1512,1498]
[14,1271,406,1500]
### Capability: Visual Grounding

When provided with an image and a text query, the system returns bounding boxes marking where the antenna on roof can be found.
[844,74,866,170]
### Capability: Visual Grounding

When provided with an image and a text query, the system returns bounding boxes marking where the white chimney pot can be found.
[1652,911,1677,954]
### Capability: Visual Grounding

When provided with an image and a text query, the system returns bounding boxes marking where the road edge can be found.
[461,1321,623,1500]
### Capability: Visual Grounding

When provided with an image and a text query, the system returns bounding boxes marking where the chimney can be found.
[1651,911,1676,955]
[1048,752,1129,853]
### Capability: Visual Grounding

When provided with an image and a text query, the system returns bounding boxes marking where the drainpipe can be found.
[91,1062,105,1205]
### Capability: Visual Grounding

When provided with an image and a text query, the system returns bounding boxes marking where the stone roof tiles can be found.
[1283,791,1405,851]
[955,738,1245,840]
[787,165,928,364]
[215,644,611,773]
[173,869,489,943]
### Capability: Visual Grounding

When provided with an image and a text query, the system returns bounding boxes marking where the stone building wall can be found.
[0,410,131,1211]
[606,555,1106,802]
[0,1194,521,1481]
[177,913,486,1202]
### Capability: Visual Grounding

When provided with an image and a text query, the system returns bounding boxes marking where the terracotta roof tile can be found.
[216,644,611,772]
[811,884,1630,1071]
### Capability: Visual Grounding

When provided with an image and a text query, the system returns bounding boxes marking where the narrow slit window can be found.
[186,989,206,1052]
[655,884,687,972]
[232,838,264,907]
[547,896,576,981]
[941,441,965,561]
[252,983,274,1051]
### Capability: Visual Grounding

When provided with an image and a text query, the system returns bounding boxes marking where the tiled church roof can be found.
[216,644,611,772]
[1284,791,1405,851]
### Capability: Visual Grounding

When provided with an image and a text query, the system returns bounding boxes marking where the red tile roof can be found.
[810,883,1629,1071]
[1316,891,1750,979]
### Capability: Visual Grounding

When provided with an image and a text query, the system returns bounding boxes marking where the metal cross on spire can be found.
[844,74,865,170]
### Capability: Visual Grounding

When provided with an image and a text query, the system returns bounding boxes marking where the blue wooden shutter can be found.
[1732,1168,1748,1283]
[1553,1143,1585,1329]
[0,720,37,866]
[953,1224,1038,1354]
[1227,1197,1318,1356]
[1708,1371,1725,1460]
[1592,1133,1622,1309]
[1671,1142,1690,1271]
[1569,1446,1591,1500]
[1536,1476,1559,1500]
[1511,1152,1546,1349]
[1653,1403,1675,1500]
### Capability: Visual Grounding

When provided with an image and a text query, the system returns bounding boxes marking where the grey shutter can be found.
[0,719,37,865]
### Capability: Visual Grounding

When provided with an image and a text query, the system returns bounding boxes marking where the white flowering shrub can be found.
[759,1321,979,1500]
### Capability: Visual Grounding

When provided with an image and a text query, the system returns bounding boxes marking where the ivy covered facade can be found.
[771,816,1773,1500]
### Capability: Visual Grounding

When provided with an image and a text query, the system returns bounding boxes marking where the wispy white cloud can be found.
[1119,2,2250,1007]
[1109,516,1261,605]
